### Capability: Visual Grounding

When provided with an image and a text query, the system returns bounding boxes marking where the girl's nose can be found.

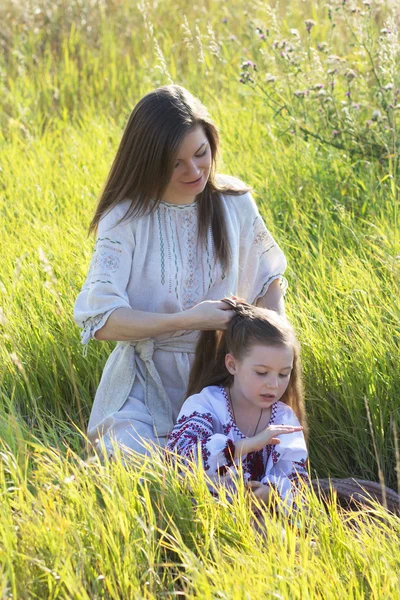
[267,375,279,389]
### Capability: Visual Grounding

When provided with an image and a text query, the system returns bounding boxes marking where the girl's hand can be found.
[182,300,236,331]
[236,425,303,458]
[246,481,271,508]
[252,424,303,452]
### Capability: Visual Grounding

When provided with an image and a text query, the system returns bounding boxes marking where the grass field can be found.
[0,0,399,597]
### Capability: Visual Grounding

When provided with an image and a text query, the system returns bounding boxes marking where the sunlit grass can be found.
[0,432,399,598]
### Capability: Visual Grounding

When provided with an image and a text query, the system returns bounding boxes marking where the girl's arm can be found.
[260,455,310,517]
[260,416,310,516]
[166,400,236,477]
[236,422,309,515]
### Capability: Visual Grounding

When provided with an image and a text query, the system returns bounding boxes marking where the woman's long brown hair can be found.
[186,300,308,439]
[88,85,250,272]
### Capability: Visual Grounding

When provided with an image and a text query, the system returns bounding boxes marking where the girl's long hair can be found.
[88,85,250,272]
[187,300,308,438]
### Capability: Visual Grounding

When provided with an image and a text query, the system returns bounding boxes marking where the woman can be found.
[74,84,287,458]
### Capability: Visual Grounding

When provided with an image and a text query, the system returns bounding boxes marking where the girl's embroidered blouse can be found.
[166,385,309,509]
[73,176,288,348]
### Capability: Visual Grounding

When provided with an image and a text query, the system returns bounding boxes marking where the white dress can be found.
[166,385,309,508]
[74,175,287,456]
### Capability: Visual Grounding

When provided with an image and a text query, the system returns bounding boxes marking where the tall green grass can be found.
[0,0,399,595]
[0,437,399,598]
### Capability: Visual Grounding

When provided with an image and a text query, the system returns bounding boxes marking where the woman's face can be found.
[162,125,212,205]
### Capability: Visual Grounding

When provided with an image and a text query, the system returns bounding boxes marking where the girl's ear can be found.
[225,353,237,375]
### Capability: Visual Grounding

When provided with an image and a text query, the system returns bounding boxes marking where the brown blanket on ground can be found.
[311,478,400,515]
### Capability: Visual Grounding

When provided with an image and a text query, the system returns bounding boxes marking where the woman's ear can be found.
[225,353,237,375]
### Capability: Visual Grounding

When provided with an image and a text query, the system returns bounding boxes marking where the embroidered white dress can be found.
[166,385,309,507]
[74,176,288,456]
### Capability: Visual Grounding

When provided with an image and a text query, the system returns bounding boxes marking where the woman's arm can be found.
[256,278,286,316]
[94,300,236,341]
[232,191,287,311]
[94,307,183,341]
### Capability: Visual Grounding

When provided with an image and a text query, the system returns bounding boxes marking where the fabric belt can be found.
[98,332,198,437]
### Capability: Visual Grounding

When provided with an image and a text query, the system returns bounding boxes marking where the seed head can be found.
[371,110,381,121]
[344,69,356,81]
[305,19,316,33]
[294,89,308,97]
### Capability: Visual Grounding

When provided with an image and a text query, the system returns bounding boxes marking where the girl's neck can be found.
[229,382,260,416]
[226,383,272,437]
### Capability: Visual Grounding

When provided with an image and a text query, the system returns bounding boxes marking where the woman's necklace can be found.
[228,387,264,437]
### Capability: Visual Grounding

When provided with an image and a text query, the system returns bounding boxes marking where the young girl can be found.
[166,300,309,510]
[73,84,288,458]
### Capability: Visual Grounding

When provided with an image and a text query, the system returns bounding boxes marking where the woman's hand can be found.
[181,300,236,331]
[235,425,303,458]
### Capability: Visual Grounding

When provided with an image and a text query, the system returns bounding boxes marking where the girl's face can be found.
[162,125,212,205]
[225,344,294,409]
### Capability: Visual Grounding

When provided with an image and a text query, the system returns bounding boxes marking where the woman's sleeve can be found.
[166,400,236,476]
[73,201,135,350]
[237,192,288,304]
[261,408,310,514]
